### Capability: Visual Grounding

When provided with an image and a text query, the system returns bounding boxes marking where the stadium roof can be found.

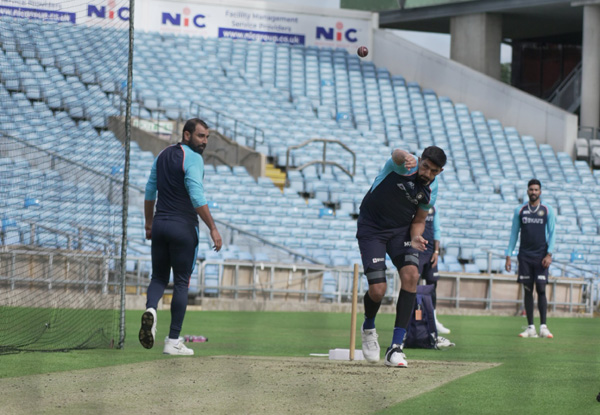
[379,0,584,42]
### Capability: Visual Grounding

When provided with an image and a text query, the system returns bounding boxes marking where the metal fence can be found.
[121,256,594,314]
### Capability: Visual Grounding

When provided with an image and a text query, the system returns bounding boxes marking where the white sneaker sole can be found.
[163,350,194,356]
[384,350,408,368]
[163,345,194,356]
[385,360,408,368]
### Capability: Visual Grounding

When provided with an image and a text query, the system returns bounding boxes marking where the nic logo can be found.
[316,21,357,43]
[88,0,129,21]
[162,7,205,28]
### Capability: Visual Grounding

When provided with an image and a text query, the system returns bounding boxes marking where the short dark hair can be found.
[182,118,209,139]
[528,178,542,188]
[421,146,447,168]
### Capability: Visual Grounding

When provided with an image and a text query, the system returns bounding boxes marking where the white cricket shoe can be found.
[361,328,380,363]
[436,336,455,348]
[436,320,451,334]
[163,337,194,355]
[539,325,554,339]
[139,308,157,349]
[519,326,538,338]
[384,344,407,368]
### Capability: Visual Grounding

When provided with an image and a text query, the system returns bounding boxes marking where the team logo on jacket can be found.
[416,192,425,201]
[397,183,419,205]
[538,210,545,216]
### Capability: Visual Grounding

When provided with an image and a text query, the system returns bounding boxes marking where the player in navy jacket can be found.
[357,146,446,367]
[139,118,222,355]
[505,179,556,339]
[419,206,450,334]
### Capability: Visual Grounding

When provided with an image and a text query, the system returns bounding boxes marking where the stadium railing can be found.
[190,101,265,149]
[0,249,114,295]
[118,256,593,314]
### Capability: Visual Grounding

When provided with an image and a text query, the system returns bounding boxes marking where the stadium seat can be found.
[445,241,460,257]
[447,263,463,273]
[321,271,337,301]
[203,264,221,296]
[464,263,480,274]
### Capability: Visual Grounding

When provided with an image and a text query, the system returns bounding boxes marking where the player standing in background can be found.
[139,118,222,355]
[419,206,450,334]
[357,146,446,367]
[505,179,556,339]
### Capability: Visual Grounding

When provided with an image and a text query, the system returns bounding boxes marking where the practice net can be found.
[0,0,132,353]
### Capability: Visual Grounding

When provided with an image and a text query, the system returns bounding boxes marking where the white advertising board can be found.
[0,0,372,53]
[136,0,372,53]
[0,0,130,27]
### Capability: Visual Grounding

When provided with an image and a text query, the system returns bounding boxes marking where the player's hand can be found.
[211,228,222,252]
[431,252,438,267]
[404,154,417,170]
[505,257,511,272]
[411,235,427,252]
[145,223,152,240]
[541,254,552,268]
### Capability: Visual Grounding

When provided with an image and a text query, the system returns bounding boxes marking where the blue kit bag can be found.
[404,284,438,349]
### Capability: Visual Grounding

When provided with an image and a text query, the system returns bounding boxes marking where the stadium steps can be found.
[265,163,286,190]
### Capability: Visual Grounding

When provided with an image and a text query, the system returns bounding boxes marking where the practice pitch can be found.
[2,356,498,414]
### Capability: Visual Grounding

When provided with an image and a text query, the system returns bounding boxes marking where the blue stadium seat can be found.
[321,271,337,300]
[464,263,480,274]
[203,264,220,295]
[445,241,460,257]
[447,263,463,273]
[254,252,270,262]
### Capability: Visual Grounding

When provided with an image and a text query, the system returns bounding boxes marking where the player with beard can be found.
[139,118,222,355]
[357,146,446,367]
[505,179,556,339]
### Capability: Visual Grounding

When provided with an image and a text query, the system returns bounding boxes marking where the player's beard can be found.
[528,194,539,203]
[191,143,206,154]
[416,174,431,185]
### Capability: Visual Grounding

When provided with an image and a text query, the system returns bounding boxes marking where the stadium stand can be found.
[1,17,600,286]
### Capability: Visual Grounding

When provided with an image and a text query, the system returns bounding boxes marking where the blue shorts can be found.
[419,252,439,283]
[517,254,548,286]
[356,219,419,284]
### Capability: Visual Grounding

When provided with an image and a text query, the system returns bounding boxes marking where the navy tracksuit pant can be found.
[146,218,198,339]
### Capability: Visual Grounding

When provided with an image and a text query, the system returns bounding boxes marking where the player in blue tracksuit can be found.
[139,118,222,355]
[357,146,446,367]
[505,179,556,339]
[418,206,450,334]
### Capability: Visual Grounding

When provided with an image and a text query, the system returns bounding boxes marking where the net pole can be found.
[118,0,136,350]
[349,263,359,361]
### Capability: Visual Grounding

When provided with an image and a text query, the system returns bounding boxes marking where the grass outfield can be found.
[1,310,599,414]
